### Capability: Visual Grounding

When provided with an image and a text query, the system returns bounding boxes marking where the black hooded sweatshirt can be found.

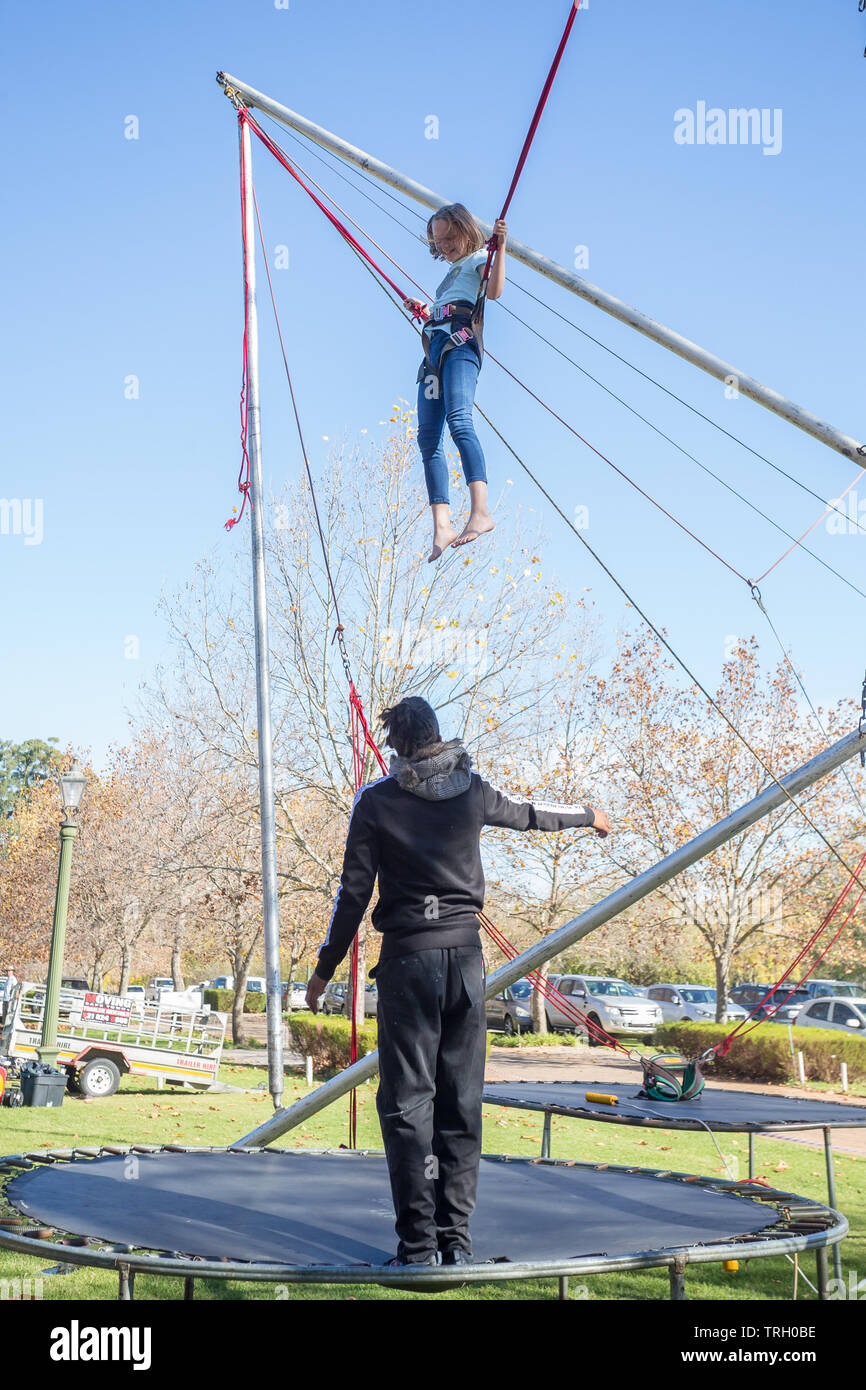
[315,740,596,981]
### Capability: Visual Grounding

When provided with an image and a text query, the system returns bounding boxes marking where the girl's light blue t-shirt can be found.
[430,251,486,333]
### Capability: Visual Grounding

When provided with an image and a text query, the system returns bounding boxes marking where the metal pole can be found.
[217,73,865,467]
[38,821,77,1067]
[233,723,866,1148]
[239,114,284,1109]
[823,1127,843,1285]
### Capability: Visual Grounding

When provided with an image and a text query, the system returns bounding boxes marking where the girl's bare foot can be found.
[453,513,495,548]
[428,524,458,563]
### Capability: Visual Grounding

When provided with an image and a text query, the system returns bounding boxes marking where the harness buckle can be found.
[450,326,473,345]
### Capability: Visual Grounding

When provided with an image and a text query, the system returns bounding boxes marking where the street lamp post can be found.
[38,763,87,1068]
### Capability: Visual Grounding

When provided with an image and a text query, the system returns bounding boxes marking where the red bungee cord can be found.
[226,123,253,530]
[481,0,582,288]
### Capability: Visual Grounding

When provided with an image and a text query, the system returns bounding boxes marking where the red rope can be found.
[346,689,390,1144]
[242,109,427,320]
[477,911,631,1053]
[226,123,253,530]
[481,0,581,285]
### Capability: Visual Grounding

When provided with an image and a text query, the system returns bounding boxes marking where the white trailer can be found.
[0,983,227,1098]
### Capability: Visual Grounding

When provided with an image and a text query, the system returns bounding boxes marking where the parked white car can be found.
[285,981,308,1011]
[547,975,662,1042]
[794,996,866,1035]
[156,987,204,1013]
[145,977,174,1002]
[645,983,748,1024]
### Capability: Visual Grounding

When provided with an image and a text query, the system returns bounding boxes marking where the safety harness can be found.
[638,1052,706,1103]
[417,292,487,390]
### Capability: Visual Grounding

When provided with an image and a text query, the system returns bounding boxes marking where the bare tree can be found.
[146,423,579,1022]
[592,631,862,1016]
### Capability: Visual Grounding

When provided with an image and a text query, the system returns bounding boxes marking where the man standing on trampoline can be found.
[306,697,610,1268]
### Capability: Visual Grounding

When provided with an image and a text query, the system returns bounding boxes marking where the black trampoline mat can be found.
[483,1081,866,1131]
[8,1149,777,1267]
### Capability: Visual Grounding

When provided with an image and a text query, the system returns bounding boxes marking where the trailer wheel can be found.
[78,1057,121,1098]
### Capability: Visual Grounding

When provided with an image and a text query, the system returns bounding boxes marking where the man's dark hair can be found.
[379,697,441,759]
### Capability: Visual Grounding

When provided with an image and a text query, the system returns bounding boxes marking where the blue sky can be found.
[2,0,865,769]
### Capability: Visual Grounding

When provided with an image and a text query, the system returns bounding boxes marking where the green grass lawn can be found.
[1,1061,863,1302]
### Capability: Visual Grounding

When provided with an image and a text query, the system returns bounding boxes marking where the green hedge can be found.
[288,1012,378,1073]
[203,988,266,1014]
[652,1021,866,1084]
[492,1031,583,1048]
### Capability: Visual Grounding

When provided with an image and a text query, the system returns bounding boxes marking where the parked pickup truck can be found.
[547,975,663,1042]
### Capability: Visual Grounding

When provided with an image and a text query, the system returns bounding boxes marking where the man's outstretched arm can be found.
[481,780,610,837]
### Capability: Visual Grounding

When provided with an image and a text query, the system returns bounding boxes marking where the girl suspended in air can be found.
[404,204,507,563]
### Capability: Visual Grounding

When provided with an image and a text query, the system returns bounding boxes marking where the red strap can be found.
[226,124,253,530]
[241,110,427,320]
[477,911,631,1053]
[499,0,581,224]
[482,0,581,286]
[346,687,389,1144]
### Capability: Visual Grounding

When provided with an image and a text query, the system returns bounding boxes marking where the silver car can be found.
[646,983,748,1024]
[794,996,866,1035]
[547,975,662,1042]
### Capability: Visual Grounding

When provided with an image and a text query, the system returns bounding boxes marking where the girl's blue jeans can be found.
[416,335,487,505]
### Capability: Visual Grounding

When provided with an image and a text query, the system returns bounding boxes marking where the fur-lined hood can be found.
[388,738,473,801]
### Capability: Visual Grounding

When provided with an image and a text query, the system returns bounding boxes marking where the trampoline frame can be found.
[482,1080,866,1285]
[0,1144,847,1301]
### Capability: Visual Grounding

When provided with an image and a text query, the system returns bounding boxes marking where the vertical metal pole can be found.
[823,1128,843,1285]
[38,821,77,1067]
[748,1132,755,1180]
[239,115,284,1109]
[541,1111,552,1158]
[669,1256,687,1300]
